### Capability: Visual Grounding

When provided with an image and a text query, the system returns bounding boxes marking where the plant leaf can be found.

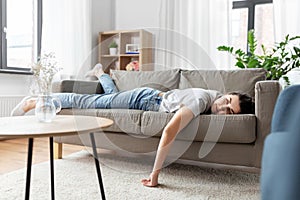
[235,49,246,57]
[283,76,290,85]
[248,58,259,68]
[248,29,257,55]
[236,61,245,68]
[217,46,233,53]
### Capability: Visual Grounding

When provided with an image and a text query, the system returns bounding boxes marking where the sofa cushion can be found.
[110,69,180,92]
[179,69,266,97]
[59,109,144,134]
[141,111,256,144]
[52,80,103,94]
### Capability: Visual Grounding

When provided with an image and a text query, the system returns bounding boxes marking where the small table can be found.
[0,115,113,200]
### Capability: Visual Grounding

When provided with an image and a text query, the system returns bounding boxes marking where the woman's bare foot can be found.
[23,98,37,112]
[10,97,37,116]
[141,172,159,187]
[85,63,104,78]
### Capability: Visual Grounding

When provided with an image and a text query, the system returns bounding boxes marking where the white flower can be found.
[31,52,61,94]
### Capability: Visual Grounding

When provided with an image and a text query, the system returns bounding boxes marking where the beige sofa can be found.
[53,68,281,171]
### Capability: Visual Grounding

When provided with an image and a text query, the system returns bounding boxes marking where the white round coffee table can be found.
[0,115,113,200]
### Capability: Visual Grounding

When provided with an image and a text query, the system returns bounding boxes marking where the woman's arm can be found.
[157,106,195,150]
[142,106,194,187]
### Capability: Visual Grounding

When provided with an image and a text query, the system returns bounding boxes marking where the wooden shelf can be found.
[120,54,139,57]
[98,29,153,71]
[101,55,119,58]
[101,54,139,57]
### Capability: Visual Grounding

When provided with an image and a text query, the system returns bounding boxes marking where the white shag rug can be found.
[0,151,260,200]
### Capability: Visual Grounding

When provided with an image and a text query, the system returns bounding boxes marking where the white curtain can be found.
[42,0,92,77]
[273,0,300,42]
[156,0,232,70]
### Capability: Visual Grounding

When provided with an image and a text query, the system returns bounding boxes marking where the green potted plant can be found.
[109,41,118,55]
[218,30,300,84]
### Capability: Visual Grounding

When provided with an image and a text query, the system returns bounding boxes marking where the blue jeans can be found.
[53,74,162,111]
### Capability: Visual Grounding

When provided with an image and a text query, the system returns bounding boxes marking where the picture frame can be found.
[126,44,139,54]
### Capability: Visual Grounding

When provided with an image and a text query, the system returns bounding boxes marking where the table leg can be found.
[49,137,55,200]
[25,138,34,200]
[90,132,106,200]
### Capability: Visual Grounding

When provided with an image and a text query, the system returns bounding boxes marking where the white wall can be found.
[91,0,115,64]
[0,74,32,95]
[115,0,161,30]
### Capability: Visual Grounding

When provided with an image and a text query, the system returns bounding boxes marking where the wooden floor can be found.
[0,138,84,175]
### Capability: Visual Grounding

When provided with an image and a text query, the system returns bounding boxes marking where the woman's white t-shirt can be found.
[159,88,222,117]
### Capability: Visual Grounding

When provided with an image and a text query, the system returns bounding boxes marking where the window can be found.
[232,0,274,54]
[0,0,42,74]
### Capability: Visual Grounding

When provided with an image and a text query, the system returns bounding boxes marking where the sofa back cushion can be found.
[179,69,266,97]
[111,69,180,92]
[52,80,103,94]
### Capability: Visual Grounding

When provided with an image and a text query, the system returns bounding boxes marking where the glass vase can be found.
[35,94,62,123]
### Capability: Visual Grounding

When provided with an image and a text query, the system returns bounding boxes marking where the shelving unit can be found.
[98,29,153,72]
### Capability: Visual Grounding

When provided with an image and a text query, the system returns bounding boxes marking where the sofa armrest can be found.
[52,80,104,94]
[253,80,281,167]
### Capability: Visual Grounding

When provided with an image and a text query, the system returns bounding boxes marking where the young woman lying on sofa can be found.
[11,64,254,187]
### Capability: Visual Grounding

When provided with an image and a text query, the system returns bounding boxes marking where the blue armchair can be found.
[261,84,300,200]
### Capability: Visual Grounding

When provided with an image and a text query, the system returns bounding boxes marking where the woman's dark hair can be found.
[228,91,254,114]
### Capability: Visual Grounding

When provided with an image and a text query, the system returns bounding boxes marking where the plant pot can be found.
[109,48,117,55]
